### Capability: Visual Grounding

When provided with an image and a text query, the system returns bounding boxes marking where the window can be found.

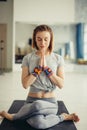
[84,24,87,60]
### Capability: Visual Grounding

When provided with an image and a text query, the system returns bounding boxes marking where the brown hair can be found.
[32,24,54,53]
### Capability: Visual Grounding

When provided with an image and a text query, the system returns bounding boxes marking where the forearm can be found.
[22,65,42,89]
[22,74,36,89]
[49,73,64,89]
[43,66,64,89]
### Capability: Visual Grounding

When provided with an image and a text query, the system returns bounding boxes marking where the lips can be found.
[40,46,45,48]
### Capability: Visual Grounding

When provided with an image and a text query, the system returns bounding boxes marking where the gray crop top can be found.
[21,51,64,93]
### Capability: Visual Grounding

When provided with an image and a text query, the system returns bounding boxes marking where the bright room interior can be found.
[0,0,87,130]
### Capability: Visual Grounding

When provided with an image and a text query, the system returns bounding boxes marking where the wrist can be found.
[31,66,42,77]
[43,66,53,77]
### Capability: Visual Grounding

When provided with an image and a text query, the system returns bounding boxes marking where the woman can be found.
[0,25,79,129]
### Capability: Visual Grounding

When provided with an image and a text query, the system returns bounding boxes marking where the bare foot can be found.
[0,115,3,119]
[61,113,80,122]
[0,111,14,120]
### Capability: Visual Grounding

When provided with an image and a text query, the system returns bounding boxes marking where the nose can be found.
[41,39,45,45]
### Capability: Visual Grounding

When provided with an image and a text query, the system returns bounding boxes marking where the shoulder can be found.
[22,51,35,67]
[51,52,63,60]
[23,51,35,60]
[52,52,64,66]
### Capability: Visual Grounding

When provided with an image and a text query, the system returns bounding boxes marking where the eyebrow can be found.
[36,37,48,39]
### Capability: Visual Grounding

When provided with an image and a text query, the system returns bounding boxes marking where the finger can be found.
[40,49,45,56]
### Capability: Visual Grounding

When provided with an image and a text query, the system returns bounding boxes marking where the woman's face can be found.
[35,31,51,52]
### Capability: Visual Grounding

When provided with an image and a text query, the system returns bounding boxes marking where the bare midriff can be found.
[28,91,55,98]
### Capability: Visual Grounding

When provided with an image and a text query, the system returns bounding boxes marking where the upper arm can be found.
[21,55,29,81]
[57,66,65,80]
[56,55,65,79]
[21,67,29,83]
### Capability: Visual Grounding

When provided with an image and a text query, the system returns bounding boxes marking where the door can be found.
[0,24,7,73]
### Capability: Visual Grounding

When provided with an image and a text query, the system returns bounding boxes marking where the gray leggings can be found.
[13,97,64,129]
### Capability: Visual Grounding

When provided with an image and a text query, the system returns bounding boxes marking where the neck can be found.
[36,49,50,56]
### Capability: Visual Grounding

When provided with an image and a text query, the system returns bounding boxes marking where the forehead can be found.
[36,31,50,38]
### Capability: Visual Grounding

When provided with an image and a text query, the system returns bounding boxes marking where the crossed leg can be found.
[0,100,80,123]
[0,100,57,120]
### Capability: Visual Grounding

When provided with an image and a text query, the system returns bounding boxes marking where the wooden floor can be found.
[0,71,87,130]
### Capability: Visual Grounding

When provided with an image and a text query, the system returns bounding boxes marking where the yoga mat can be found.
[0,100,77,130]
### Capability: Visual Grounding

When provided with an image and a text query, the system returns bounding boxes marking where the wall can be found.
[0,0,13,70]
[15,23,35,55]
[14,0,75,24]
[75,0,87,23]
[13,0,75,71]
[0,0,87,71]
[52,24,76,59]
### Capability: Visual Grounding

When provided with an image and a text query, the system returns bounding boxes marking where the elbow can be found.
[57,81,64,89]
[59,79,64,89]
[23,84,28,89]
[59,84,64,89]
[22,82,28,89]
[23,85,28,89]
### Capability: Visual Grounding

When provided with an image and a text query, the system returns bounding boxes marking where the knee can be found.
[35,119,45,129]
[37,122,47,129]
[27,116,47,129]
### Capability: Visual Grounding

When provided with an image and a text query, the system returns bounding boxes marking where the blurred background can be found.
[0,0,87,130]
